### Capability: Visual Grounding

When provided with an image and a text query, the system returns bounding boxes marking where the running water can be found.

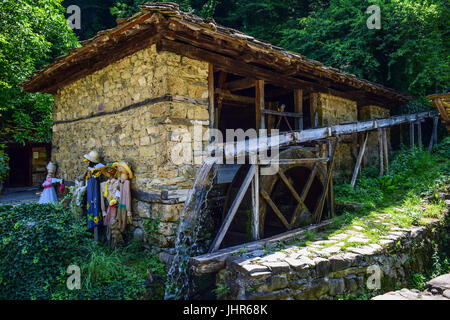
[164,157,218,300]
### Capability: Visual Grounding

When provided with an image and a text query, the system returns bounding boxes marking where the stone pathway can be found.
[372,273,450,300]
[0,187,41,206]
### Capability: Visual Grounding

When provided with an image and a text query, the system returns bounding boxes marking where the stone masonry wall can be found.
[52,44,209,250]
[311,93,358,178]
[359,105,391,167]
[218,218,445,300]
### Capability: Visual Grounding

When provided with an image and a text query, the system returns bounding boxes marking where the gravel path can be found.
[0,187,42,206]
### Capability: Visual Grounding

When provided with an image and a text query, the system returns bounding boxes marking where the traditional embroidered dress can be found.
[110,177,131,248]
[117,177,131,232]
[86,172,102,230]
[100,178,120,242]
[38,177,62,204]
[71,180,87,218]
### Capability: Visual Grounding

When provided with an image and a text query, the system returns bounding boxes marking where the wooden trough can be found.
[192,110,440,274]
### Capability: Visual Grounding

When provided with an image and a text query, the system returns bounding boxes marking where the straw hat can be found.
[113,162,133,179]
[83,150,101,163]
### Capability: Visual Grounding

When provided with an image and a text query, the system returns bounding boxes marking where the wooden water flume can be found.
[188,110,439,274]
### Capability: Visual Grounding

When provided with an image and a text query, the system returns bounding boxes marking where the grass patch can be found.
[287,137,449,251]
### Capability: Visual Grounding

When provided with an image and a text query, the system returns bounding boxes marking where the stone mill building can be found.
[23,3,410,261]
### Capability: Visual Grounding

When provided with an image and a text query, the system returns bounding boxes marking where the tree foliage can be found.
[0,0,78,143]
[0,0,448,143]
[277,0,449,97]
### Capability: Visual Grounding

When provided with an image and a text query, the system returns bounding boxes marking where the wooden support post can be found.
[209,165,256,253]
[326,139,335,218]
[351,132,369,187]
[383,128,389,175]
[378,128,384,176]
[208,63,215,131]
[428,116,439,153]
[294,89,303,130]
[255,80,265,130]
[310,93,319,128]
[251,165,260,241]
[410,122,415,148]
[417,121,422,148]
[314,137,338,223]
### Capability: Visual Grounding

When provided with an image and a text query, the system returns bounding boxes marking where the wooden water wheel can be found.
[217,145,333,249]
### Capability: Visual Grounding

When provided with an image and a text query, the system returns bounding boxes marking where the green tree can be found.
[277,0,449,97]
[0,0,78,143]
[110,0,218,19]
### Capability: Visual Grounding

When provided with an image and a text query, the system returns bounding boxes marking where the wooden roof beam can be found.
[224,77,256,92]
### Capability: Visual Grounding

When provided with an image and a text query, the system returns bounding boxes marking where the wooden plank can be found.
[378,128,384,176]
[417,121,422,148]
[214,110,438,162]
[208,63,215,130]
[410,121,415,148]
[209,165,256,253]
[224,77,255,92]
[294,89,304,130]
[269,158,328,165]
[300,162,319,201]
[191,219,334,275]
[383,128,389,175]
[428,116,439,153]
[261,109,303,118]
[278,170,310,215]
[434,98,450,122]
[310,93,319,128]
[260,188,290,229]
[251,165,260,241]
[215,88,253,104]
[256,80,265,130]
[351,132,368,187]
[327,139,335,218]
[314,138,338,223]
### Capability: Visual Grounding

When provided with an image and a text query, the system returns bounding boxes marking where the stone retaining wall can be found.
[217,218,445,300]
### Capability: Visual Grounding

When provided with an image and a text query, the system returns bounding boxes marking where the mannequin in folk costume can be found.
[99,166,120,245]
[39,162,64,204]
[71,179,87,218]
[79,150,105,239]
[109,162,133,249]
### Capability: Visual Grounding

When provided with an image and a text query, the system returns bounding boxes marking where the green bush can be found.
[0,203,165,300]
[0,203,89,299]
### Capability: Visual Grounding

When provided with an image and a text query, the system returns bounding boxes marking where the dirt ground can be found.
[0,187,42,206]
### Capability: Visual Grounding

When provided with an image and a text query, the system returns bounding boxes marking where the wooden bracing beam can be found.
[224,77,255,92]
[351,132,368,187]
[428,116,439,153]
[314,137,338,223]
[209,165,256,253]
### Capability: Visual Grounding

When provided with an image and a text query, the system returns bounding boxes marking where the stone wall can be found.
[217,219,445,300]
[311,93,358,177]
[52,44,209,250]
[359,105,390,167]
